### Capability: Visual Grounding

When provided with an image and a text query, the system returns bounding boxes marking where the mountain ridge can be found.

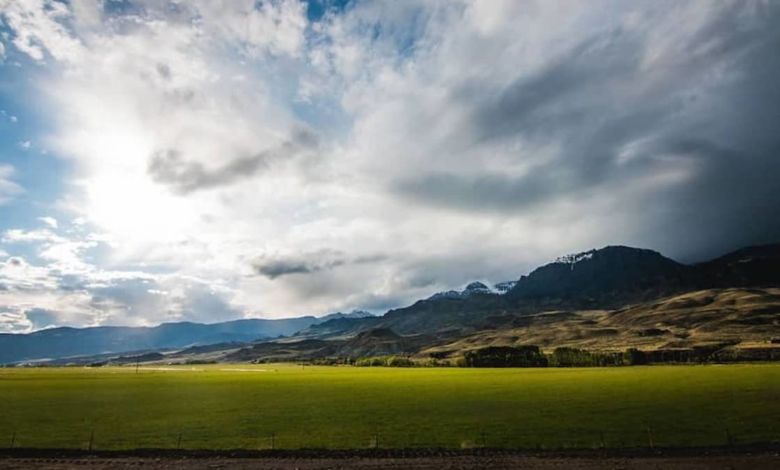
[0,316,320,363]
[291,243,780,340]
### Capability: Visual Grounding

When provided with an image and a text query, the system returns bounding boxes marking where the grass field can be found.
[0,364,778,450]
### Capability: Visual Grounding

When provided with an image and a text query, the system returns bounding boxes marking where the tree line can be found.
[342,344,779,368]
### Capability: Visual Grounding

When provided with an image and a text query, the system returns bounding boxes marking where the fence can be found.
[3,425,757,452]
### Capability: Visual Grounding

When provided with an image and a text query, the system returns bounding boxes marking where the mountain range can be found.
[2,244,778,365]
[0,310,373,364]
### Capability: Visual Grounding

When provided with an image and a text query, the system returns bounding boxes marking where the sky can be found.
[0,0,779,332]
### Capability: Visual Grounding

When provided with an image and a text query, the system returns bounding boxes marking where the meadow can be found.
[0,364,778,450]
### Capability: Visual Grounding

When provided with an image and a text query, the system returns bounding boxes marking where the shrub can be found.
[386,356,414,367]
[623,348,647,365]
[463,346,548,367]
[548,347,626,367]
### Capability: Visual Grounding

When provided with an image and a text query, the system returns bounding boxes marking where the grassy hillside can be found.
[1,364,778,450]
[424,288,780,356]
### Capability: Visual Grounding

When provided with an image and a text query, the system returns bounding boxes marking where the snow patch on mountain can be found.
[319,310,374,321]
[428,280,517,300]
[463,281,491,294]
[493,281,517,293]
[554,251,595,270]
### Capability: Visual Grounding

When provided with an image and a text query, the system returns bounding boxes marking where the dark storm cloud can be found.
[394,2,780,260]
[470,32,642,143]
[253,259,319,278]
[148,128,319,194]
[396,171,552,212]
[252,251,386,279]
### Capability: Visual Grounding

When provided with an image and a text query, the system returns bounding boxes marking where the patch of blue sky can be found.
[290,94,351,140]
[102,0,146,17]
[0,51,72,250]
[305,0,353,22]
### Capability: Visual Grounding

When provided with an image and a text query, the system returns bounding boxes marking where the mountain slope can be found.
[506,246,693,307]
[318,310,374,322]
[696,243,780,287]
[423,288,780,355]
[293,245,780,343]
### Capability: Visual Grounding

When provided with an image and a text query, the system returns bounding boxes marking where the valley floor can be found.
[1,364,778,450]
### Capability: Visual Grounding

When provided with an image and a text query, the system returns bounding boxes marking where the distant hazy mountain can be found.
[0,316,321,364]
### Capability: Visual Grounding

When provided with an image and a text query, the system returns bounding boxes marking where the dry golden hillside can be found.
[423,288,780,355]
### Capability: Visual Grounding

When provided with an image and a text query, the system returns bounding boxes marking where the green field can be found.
[0,364,778,450]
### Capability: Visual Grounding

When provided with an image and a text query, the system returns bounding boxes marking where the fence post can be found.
[177,433,182,450]
[9,431,16,449]
[645,426,654,449]
[88,429,95,452]
[271,432,275,450]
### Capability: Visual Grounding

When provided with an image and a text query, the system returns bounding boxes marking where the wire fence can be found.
[3,425,758,452]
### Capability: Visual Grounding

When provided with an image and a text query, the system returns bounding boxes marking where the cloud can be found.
[38,217,59,229]
[332,0,780,260]
[173,282,242,323]
[0,221,246,332]
[253,258,314,279]
[0,165,22,205]
[0,0,85,62]
[0,110,18,123]
[186,0,308,58]
[395,171,558,213]
[147,128,319,194]
[3,228,65,244]
[252,250,384,280]
[0,248,244,333]
[24,308,57,329]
